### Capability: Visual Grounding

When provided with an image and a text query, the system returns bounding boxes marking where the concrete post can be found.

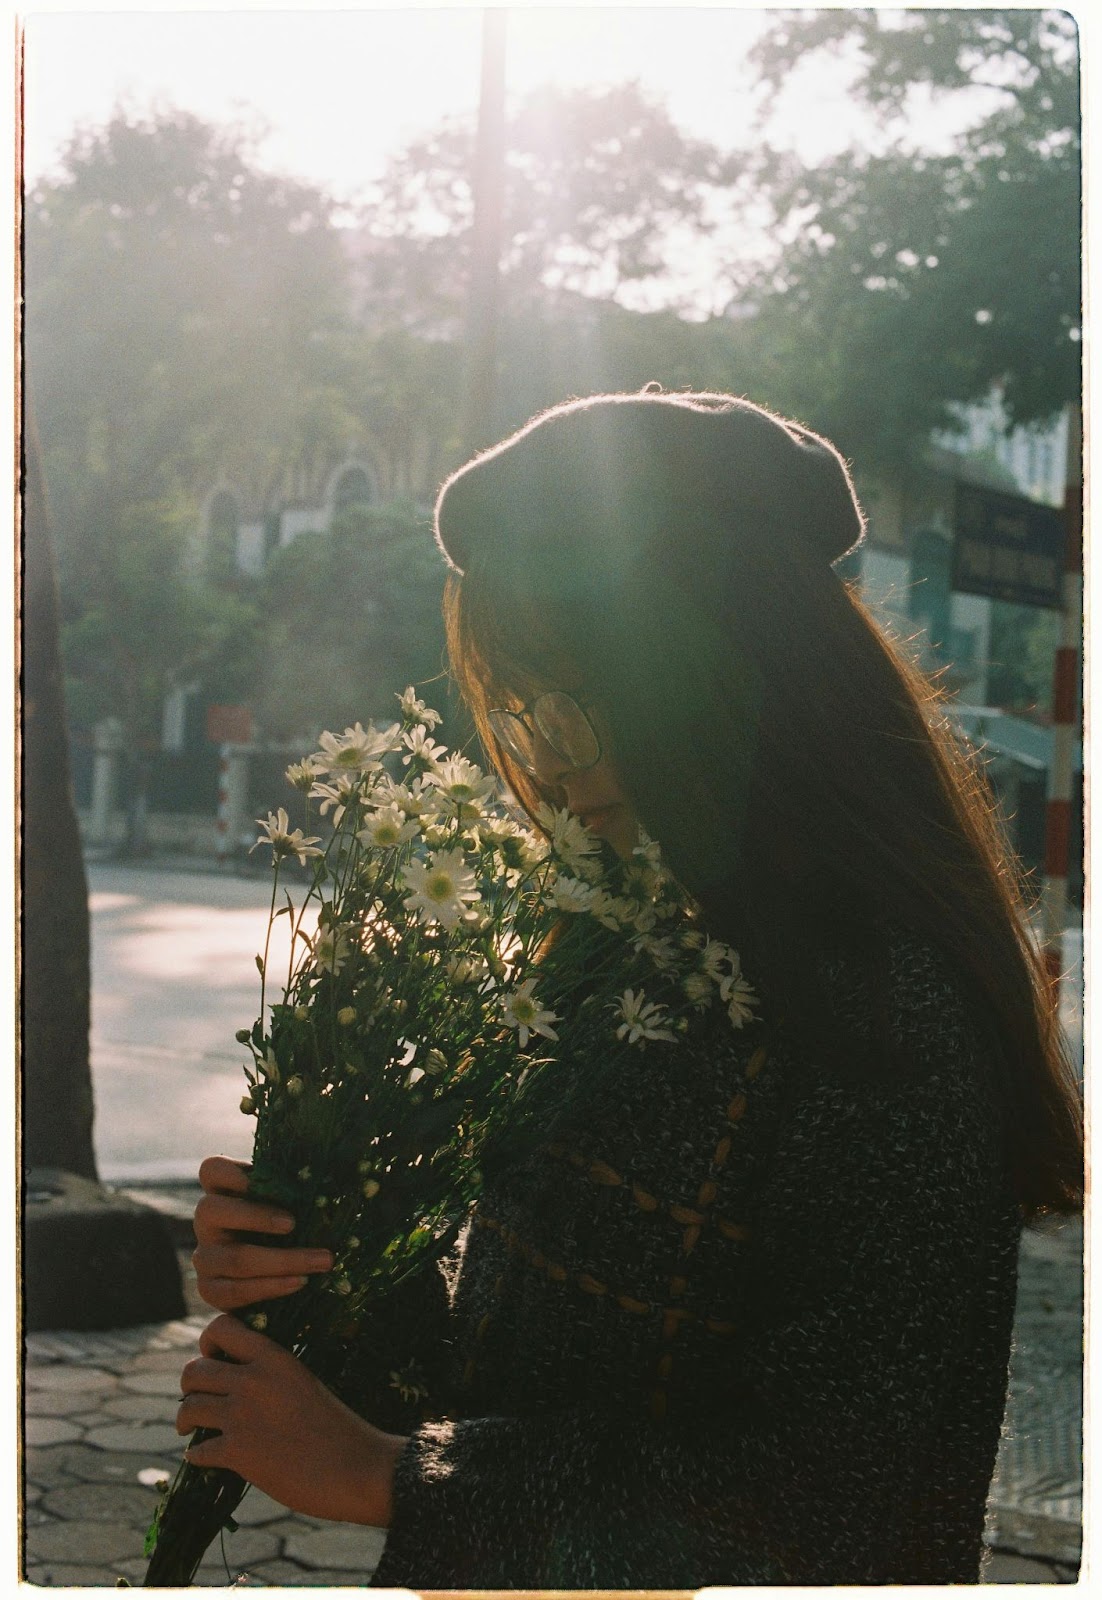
[90,717,124,845]
[216,743,251,860]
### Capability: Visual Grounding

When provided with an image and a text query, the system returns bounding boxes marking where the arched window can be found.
[332,466,374,513]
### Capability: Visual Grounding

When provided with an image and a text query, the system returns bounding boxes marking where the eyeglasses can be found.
[487,691,602,777]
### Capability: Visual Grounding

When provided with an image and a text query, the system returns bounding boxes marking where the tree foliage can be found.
[353,80,743,333]
[740,9,1080,461]
[246,503,449,744]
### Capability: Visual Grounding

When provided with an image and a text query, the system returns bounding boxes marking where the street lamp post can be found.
[459,7,508,460]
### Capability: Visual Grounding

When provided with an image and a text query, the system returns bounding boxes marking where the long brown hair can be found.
[436,391,1082,1219]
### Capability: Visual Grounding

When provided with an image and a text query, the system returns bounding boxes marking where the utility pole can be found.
[459,7,508,461]
[1040,402,1083,993]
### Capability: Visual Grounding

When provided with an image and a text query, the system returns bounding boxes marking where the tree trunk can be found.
[22,398,98,1179]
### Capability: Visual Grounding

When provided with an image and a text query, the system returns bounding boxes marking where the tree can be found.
[26,107,360,546]
[739,9,1080,464]
[22,400,96,1178]
[25,109,363,841]
[350,80,744,338]
[246,503,449,744]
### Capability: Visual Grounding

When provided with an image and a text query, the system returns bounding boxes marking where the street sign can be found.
[206,703,253,745]
[951,481,1065,608]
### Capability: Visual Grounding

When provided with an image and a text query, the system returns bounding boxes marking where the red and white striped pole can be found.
[1041,402,1083,993]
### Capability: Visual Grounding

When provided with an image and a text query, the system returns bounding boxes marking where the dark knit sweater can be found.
[369,923,1022,1589]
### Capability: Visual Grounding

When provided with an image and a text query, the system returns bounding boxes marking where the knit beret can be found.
[434,389,866,580]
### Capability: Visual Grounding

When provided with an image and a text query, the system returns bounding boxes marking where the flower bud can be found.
[298,1165,311,1181]
[249,1313,267,1331]
[337,1006,357,1026]
[336,1276,353,1297]
[235,1028,252,1045]
[294,1005,309,1021]
[239,1094,257,1116]
[362,1179,381,1199]
[315,1194,328,1208]
[285,1075,304,1096]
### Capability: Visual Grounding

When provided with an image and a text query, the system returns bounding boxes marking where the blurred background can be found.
[23,4,1082,1176]
[19,10,1084,1579]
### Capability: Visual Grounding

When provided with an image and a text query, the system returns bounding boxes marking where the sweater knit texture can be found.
[367,921,1022,1589]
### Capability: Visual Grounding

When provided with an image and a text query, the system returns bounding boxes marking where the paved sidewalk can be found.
[20,1209,1083,1587]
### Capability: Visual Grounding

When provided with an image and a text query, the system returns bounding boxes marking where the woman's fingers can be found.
[197,1273,309,1312]
[193,1191,296,1245]
[195,1241,332,1280]
[199,1311,282,1363]
[198,1155,252,1196]
[180,1354,237,1396]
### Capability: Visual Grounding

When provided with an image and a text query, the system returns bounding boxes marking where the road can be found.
[87,861,1085,1184]
[88,862,300,1182]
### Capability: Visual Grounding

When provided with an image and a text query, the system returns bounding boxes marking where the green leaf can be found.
[255,954,265,976]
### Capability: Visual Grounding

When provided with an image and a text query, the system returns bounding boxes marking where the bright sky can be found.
[21,2,1002,206]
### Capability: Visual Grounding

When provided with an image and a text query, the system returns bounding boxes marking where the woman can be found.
[180,390,1082,1586]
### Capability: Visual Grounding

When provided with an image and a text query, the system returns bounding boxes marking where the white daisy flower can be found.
[500,978,559,1049]
[535,803,602,877]
[397,687,444,730]
[312,721,400,777]
[701,939,734,981]
[431,755,497,807]
[682,971,714,1008]
[311,924,352,974]
[376,775,436,818]
[546,876,594,914]
[613,988,677,1047]
[402,725,448,772]
[723,972,759,1028]
[445,953,486,986]
[587,889,634,931]
[309,775,362,826]
[402,848,481,930]
[358,805,420,850]
[634,933,678,971]
[253,808,323,867]
[284,760,316,794]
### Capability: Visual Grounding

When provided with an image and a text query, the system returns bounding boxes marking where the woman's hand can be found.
[178,1313,405,1526]
[192,1156,333,1311]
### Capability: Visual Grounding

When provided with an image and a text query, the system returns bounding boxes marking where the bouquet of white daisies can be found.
[144,688,756,1584]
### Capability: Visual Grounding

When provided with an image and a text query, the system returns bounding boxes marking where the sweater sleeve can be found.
[369,1050,1020,1589]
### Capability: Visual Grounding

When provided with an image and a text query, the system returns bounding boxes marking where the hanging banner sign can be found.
[951,481,1064,609]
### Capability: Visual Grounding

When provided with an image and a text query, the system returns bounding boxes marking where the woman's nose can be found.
[530,724,570,786]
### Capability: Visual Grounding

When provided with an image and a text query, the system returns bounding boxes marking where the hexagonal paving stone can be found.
[127,1347,199,1374]
[29,1442,180,1485]
[25,1563,122,1584]
[192,1524,282,1574]
[25,1417,85,1447]
[24,1364,119,1393]
[283,1521,387,1572]
[24,1448,83,1490]
[121,1369,188,1397]
[40,1480,161,1524]
[101,1391,177,1423]
[26,1516,143,1564]
[85,1421,182,1453]
[24,1388,106,1418]
[22,1503,57,1526]
[229,1490,299,1527]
